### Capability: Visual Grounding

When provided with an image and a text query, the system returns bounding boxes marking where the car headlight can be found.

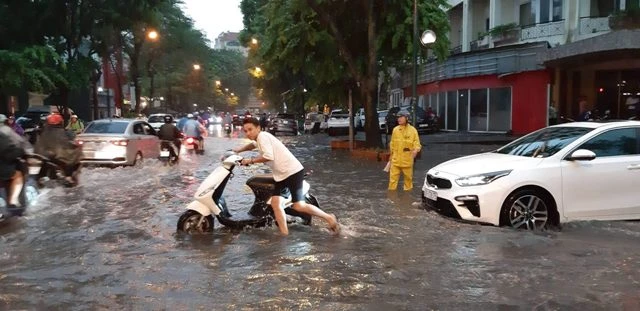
[455,170,512,187]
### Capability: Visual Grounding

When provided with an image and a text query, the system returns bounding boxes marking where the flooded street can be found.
[1,128,639,310]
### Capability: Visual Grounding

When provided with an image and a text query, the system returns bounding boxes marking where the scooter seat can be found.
[246,174,276,187]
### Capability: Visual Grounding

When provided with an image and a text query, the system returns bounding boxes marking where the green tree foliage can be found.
[241,0,450,147]
[1,0,247,117]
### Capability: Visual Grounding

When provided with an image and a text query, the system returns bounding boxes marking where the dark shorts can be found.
[272,169,305,203]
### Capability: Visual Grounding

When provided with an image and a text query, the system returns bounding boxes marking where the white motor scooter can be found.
[176,151,315,234]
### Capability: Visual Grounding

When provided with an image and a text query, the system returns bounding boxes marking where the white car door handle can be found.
[627,164,640,170]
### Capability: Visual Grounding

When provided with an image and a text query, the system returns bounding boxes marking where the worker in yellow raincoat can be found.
[388,111,422,191]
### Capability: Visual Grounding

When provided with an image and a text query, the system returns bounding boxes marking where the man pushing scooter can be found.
[233,117,340,236]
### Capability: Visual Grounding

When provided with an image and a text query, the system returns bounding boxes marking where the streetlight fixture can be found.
[224,88,229,92]
[215,80,221,86]
[255,67,262,73]
[147,30,159,41]
[230,92,235,96]
[251,38,259,45]
[411,0,437,125]
[193,64,201,71]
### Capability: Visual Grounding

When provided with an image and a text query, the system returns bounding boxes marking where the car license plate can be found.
[424,188,438,201]
[419,124,429,127]
[94,151,111,159]
[160,151,170,157]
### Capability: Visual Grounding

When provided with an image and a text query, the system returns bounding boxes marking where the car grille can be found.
[426,174,452,189]
[422,196,461,219]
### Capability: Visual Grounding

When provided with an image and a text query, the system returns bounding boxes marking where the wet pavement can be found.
[1,126,639,310]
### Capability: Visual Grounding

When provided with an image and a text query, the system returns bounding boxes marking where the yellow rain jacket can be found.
[389,124,421,167]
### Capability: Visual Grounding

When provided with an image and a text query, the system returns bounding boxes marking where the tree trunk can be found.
[131,40,143,113]
[362,0,382,149]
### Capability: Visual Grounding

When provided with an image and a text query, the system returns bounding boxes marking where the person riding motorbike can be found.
[5,115,24,136]
[65,114,84,135]
[34,113,82,187]
[0,114,28,218]
[157,115,182,160]
[181,113,207,146]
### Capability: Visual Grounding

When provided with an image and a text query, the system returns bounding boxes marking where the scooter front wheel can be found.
[177,210,214,234]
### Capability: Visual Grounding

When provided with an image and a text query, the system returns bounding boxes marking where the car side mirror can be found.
[567,149,596,161]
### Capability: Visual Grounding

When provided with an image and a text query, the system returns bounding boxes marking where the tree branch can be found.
[306,0,360,83]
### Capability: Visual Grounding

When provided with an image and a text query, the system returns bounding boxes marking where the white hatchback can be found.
[422,121,640,230]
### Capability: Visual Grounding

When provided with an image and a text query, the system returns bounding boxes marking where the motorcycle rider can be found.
[181,113,207,148]
[65,114,84,135]
[34,113,82,187]
[0,114,28,218]
[233,117,340,236]
[5,115,24,136]
[157,115,182,160]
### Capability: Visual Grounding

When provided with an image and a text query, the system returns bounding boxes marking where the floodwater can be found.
[0,126,639,310]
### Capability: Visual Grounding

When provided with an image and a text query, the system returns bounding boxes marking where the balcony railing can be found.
[470,36,490,51]
[579,16,611,35]
[520,20,565,40]
[449,45,462,55]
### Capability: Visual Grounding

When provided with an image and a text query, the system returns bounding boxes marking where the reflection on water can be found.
[0,135,639,309]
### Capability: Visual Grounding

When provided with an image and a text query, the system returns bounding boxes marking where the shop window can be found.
[489,87,512,132]
[458,89,469,131]
[438,92,446,127]
[470,89,488,131]
[446,91,458,130]
[429,93,437,110]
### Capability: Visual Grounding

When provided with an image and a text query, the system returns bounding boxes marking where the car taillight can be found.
[111,140,128,146]
[186,137,194,144]
[232,114,238,118]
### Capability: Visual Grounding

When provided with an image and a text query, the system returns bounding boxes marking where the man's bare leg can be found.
[8,171,23,206]
[270,196,289,236]
[291,201,339,233]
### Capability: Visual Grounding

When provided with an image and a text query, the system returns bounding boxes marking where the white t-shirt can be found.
[253,131,304,181]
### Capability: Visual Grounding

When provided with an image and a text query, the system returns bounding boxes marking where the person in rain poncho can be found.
[388,111,421,191]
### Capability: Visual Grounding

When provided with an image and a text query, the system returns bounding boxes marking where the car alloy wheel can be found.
[507,193,549,230]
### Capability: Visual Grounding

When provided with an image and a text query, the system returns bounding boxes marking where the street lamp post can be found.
[411,0,437,125]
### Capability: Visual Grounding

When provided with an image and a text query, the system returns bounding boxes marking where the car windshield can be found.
[147,116,165,123]
[84,122,128,134]
[378,111,388,117]
[331,114,349,118]
[495,126,594,158]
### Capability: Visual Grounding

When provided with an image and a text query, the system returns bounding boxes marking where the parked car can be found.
[268,113,298,135]
[326,110,354,136]
[377,110,388,133]
[304,112,327,134]
[147,113,174,131]
[355,108,365,130]
[76,119,161,166]
[422,121,640,230]
[385,106,439,134]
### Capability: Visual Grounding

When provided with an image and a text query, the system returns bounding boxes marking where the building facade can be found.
[395,0,640,135]
[214,31,248,56]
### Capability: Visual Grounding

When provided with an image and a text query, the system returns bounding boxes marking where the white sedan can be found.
[422,121,640,230]
[77,119,161,166]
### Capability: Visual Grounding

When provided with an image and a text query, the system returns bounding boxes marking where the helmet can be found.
[397,111,410,118]
[163,115,173,123]
[187,113,194,119]
[47,113,64,125]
